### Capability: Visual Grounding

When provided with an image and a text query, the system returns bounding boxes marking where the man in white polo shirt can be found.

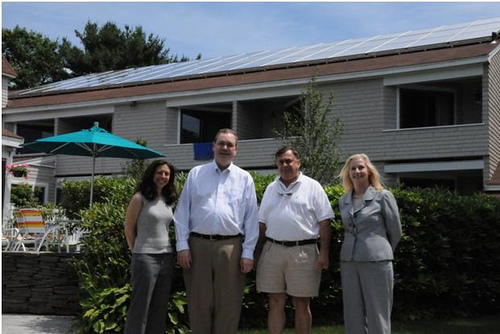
[256,146,334,334]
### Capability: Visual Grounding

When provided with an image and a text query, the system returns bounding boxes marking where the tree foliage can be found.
[3,21,201,89]
[60,21,193,76]
[120,138,150,184]
[2,26,70,89]
[275,76,345,185]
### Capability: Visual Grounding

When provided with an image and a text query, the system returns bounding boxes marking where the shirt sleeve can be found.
[173,171,193,252]
[381,190,402,251]
[258,184,273,225]
[241,175,259,259]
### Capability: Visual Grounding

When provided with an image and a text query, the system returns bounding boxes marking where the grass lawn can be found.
[237,315,500,333]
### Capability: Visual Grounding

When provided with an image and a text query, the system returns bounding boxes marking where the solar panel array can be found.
[16,16,500,97]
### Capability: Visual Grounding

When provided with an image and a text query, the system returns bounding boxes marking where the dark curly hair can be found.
[137,160,178,205]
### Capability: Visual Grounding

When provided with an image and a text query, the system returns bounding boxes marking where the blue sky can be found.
[2,2,500,60]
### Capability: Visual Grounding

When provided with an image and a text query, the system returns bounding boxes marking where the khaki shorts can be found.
[256,241,321,297]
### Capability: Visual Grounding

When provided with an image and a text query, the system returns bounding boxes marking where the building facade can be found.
[3,18,500,204]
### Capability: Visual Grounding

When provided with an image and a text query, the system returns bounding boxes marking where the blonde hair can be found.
[338,153,383,193]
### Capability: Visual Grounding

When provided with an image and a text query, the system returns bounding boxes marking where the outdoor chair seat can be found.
[13,208,59,252]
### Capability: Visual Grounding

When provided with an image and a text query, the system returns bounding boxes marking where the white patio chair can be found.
[13,208,58,252]
[2,227,21,251]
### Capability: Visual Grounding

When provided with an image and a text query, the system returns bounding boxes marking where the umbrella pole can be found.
[90,154,96,206]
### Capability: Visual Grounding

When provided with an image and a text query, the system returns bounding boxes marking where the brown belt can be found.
[191,232,242,241]
[266,237,318,247]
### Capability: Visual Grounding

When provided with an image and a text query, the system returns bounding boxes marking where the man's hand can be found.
[177,250,192,270]
[240,258,254,273]
[315,252,329,271]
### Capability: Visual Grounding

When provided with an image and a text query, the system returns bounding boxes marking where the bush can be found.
[60,176,135,219]
[66,173,500,331]
[392,187,500,320]
[10,183,40,208]
[68,176,189,333]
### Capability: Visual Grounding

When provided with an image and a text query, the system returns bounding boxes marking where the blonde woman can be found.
[338,154,402,334]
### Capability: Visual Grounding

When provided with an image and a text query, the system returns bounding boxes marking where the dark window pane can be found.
[180,110,231,143]
[400,89,454,128]
[17,124,54,154]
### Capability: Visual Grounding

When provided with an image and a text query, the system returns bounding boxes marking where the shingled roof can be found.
[6,16,500,109]
[2,54,17,78]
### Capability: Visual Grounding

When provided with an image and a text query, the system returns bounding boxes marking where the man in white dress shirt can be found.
[257,146,334,334]
[174,128,259,334]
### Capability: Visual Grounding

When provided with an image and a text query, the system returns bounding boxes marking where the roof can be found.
[2,54,17,78]
[6,42,497,109]
[2,129,23,139]
[7,16,500,105]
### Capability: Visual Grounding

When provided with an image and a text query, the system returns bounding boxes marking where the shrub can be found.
[67,173,500,331]
[60,176,136,219]
[10,183,40,208]
[68,176,189,333]
[392,187,500,320]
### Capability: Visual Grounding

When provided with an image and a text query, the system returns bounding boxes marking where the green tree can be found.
[2,26,70,89]
[275,76,344,185]
[60,21,196,76]
[3,22,202,89]
[121,137,149,183]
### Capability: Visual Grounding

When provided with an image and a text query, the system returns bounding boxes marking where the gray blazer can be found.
[339,186,402,262]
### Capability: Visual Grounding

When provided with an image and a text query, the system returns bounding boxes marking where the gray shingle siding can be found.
[236,101,264,140]
[2,77,9,108]
[163,138,282,172]
[54,101,171,176]
[487,49,500,180]
[322,79,387,159]
[114,101,169,152]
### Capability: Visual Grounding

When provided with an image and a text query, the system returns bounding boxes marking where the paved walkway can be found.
[2,314,76,334]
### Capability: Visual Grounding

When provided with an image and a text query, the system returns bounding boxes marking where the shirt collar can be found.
[211,160,234,174]
[276,172,303,194]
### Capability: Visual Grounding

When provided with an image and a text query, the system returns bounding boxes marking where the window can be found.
[17,123,54,154]
[181,110,231,143]
[399,88,455,128]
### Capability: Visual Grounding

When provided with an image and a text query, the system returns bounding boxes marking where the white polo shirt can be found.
[259,173,334,241]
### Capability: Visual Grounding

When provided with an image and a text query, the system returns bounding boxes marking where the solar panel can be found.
[15,16,500,97]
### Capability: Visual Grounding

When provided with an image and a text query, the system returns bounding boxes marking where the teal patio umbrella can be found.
[23,122,165,205]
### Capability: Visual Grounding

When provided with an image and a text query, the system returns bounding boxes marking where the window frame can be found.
[397,85,457,130]
[179,109,232,144]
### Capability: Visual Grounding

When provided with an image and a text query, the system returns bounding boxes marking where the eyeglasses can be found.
[216,141,235,148]
[276,181,299,196]
[277,191,293,196]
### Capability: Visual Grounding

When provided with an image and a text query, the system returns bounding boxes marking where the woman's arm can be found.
[124,193,143,252]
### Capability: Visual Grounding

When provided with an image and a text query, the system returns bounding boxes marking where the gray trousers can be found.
[124,252,174,334]
[184,236,245,334]
[341,261,393,334]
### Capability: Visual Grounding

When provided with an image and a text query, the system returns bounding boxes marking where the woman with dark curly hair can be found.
[124,159,178,334]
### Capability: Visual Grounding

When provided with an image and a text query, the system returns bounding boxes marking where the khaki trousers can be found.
[184,236,245,334]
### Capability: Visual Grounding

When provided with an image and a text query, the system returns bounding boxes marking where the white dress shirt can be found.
[259,173,335,241]
[174,161,259,259]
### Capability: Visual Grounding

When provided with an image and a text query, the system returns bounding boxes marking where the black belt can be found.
[266,237,318,247]
[191,232,242,241]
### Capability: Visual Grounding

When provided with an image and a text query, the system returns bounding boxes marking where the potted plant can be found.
[6,163,31,178]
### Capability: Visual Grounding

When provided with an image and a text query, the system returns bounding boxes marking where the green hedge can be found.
[391,187,500,320]
[63,175,500,332]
